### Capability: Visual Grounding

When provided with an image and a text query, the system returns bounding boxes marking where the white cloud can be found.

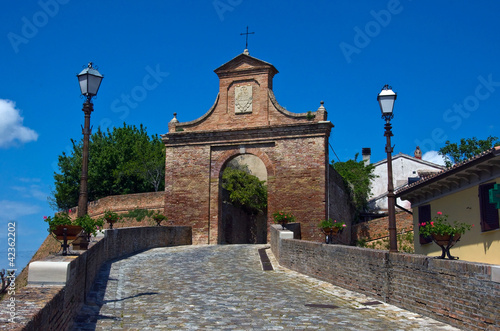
[0,200,41,220]
[30,186,49,201]
[422,150,447,166]
[0,99,38,148]
[10,184,48,201]
[18,177,41,183]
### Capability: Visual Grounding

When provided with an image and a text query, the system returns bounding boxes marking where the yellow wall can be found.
[413,179,500,265]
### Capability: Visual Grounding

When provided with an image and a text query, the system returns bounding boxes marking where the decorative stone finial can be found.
[170,112,179,124]
[243,49,249,55]
[414,146,422,159]
[318,100,326,111]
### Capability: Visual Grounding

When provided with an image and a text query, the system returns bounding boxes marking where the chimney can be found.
[362,148,371,165]
[414,146,422,159]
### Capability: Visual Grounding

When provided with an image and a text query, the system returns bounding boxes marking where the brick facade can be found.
[162,52,335,244]
[352,212,413,242]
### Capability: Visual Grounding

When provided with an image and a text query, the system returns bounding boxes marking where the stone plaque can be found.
[235,85,253,114]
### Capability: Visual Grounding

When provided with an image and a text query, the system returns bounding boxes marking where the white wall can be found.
[369,154,443,211]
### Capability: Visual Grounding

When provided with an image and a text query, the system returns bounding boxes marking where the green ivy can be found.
[332,153,377,216]
[123,208,155,222]
[221,166,267,215]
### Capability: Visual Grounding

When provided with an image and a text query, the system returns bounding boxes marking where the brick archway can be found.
[211,148,276,178]
[217,151,270,244]
[209,148,276,244]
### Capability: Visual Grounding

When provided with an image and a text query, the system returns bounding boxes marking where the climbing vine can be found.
[221,165,267,215]
[332,153,377,215]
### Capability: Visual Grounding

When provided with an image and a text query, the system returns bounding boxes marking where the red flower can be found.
[431,221,434,226]
[43,216,47,219]
[437,211,442,215]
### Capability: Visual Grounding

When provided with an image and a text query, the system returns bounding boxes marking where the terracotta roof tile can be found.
[396,147,500,195]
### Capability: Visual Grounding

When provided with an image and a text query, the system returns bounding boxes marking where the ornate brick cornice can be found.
[162,122,333,147]
[214,53,278,79]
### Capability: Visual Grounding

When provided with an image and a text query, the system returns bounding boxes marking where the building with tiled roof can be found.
[396,146,500,264]
[364,147,444,214]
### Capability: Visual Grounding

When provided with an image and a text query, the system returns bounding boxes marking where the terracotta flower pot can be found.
[322,227,341,234]
[106,218,117,229]
[53,225,83,241]
[431,233,461,246]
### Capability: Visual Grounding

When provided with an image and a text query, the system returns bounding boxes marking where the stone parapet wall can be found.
[1,226,191,330]
[270,226,500,330]
[69,191,165,219]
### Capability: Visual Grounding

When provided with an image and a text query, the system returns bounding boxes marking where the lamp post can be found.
[377,84,398,253]
[76,62,103,218]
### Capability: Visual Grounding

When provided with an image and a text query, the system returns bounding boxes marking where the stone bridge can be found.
[71,244,455,330]
[1,225,498,330]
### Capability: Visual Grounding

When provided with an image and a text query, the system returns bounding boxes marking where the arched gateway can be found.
[162,51,335,245]
[219,153,268,244]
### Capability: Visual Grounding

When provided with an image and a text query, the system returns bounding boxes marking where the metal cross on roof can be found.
[489,183,500,209]
[240,26,254,50]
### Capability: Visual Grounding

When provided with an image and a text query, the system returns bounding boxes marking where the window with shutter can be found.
[418,204,432,244]
[479,182,500,232]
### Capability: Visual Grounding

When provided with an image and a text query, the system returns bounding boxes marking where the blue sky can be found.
[1,1,499,271]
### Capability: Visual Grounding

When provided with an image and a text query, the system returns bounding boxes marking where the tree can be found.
[221,165,267,215]
[126,131,165,192]
[52,123,165,211]
[332,154,377,215]
[438,136,499,167]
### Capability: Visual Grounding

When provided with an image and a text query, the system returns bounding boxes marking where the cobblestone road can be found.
[72,245,458,330]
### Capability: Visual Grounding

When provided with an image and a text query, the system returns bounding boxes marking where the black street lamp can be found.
[76,62,103,218]
[377,84,398,253]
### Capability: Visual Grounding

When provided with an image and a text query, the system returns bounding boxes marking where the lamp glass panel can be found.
[87,75,102,95]
[378,96,395,115]
[78,75,88,95]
